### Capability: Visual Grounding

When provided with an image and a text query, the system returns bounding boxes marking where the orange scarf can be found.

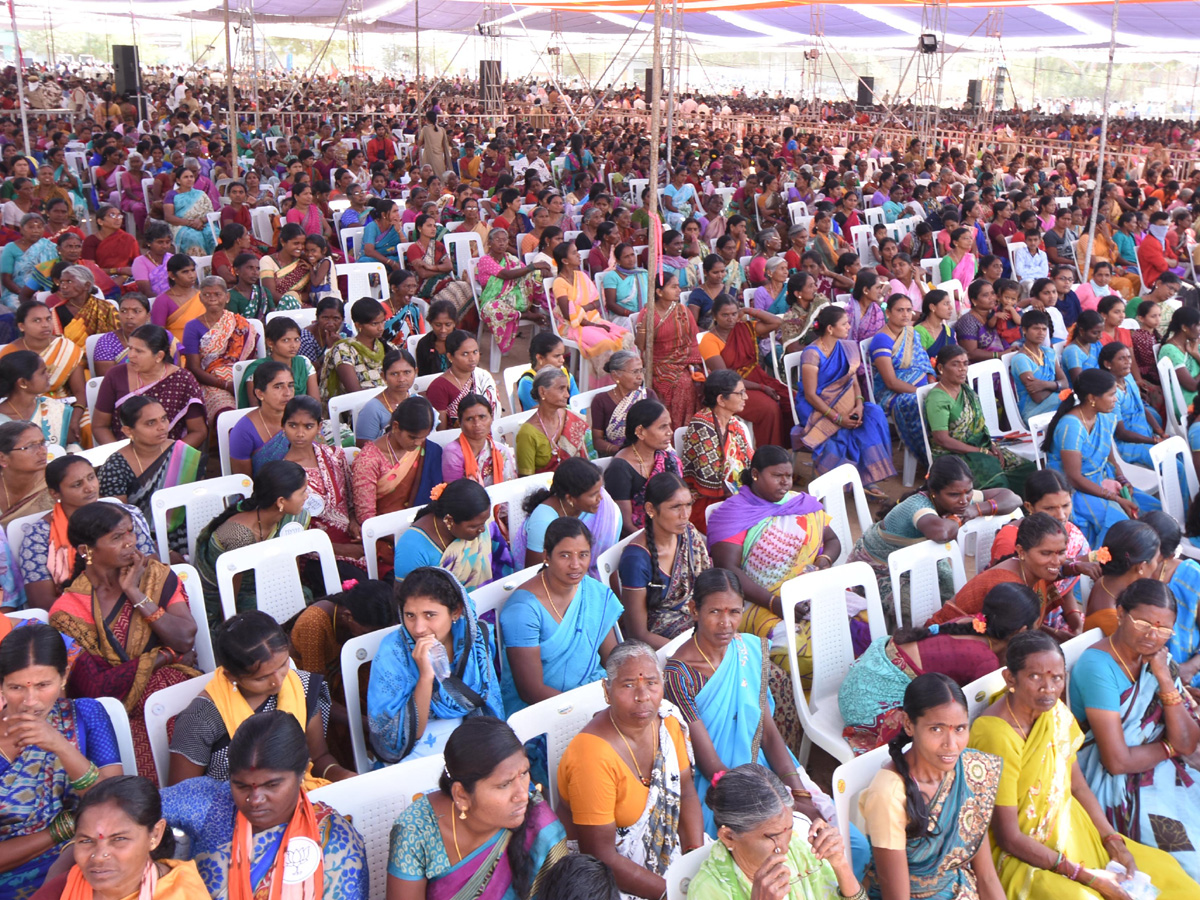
[459,434,505,486]
[229,791,324,900]
[60,859,210,900]
[48,503,75,586]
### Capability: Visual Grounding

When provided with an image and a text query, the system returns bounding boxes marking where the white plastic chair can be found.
[806,464,873,566]
[267,307,317,329]
[967,358,1036,461]
[443,232,484,279]
[506,680,608,811]
[665,846,712,900]
[361,507,422,580]
[231,359,256,409]
[6,608,48,623]
[145,671,215,785]
[887,539,967,630]
[831,744,889,847]
[964,667,1008,720]
[1158,357,1189,439]
[192,255,213,282]
[170,563,214,671]
[329,386,385,433]
[216,407,255,477]
[502,364,529,415]
[337,261,388,301]
[6,510,49,568]
[486,475,552,568]
[1063,627,1103,673]
[1028,411,1055,469]
[656,627,694,667]
[569,384,615,423]
[309,754,446,900]
[494,409,536,450]
[781,350,804,427]
[957,509,1023,573]
[1150,437,1199,547]
[1111,443,1159,496]
[85,333,102,374]
[74,439,129,468]
[339,624,400,774]
[151,474,253,564]
[595,530,642,595]
[97,696,138,776]
[250,206,278,246]
[216,529,342,623]
[45,443,66,463]
[779,562,888,764]
[86,376,103,422]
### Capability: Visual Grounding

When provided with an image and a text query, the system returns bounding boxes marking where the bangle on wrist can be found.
[142,605,166,624]
[70,762,100,792]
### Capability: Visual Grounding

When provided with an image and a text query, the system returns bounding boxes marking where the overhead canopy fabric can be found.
[39,0,1200,50]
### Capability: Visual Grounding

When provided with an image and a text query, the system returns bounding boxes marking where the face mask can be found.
[1089,280,1111,296]
[1150,223,1169,241]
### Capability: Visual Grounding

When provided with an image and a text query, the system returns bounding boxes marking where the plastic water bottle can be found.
[427,642,452,681]
[1106,862,1160,900]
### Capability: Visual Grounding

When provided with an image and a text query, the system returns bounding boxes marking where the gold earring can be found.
[458,807,467,820]
[84,548,94,565]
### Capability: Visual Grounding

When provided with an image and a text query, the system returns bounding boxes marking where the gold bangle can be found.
[320,762,338,779]
[69,762,100,792]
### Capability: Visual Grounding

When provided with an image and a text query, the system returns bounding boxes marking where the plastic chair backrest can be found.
[964,667,1008,721]
[485,474,552,567]
[1150,435,1199,523]
[85,333,102,374]
[443,232,485,279]
[914,382,936,464]
[216,529,342,622]
[267,307,317,329]
[673,426,686,460]
[493,409,536,449]
[144,671,215,785]
[97,696,138,776]
[6,510,48,568]
[170,563,214,671]
[150,473,253,564]
[231,360,255,409]
[781,350,804,427]
[887,539,967,630]
[74,439,129,468]
[339,624,400,774]
[807,464,873,566]
[957,510,1023,574]
[502,364,528,414]
[595,530,642,596]
[569,384,616,423]
[329,386,385,433]
[831,744,890,847]
[6,608,48,623]
[309,754,445,900]
[665,846,712,900]
[506,680,608,811]
[362,506,422,580]
[1159,357,1189,437]
[86,376,102,421]
[858,338,877,403]
[337,261,388,301]
[656,627,694,667]
[216,407,255,477]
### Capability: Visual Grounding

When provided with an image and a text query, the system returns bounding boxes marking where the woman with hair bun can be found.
[1079,519,1162,635]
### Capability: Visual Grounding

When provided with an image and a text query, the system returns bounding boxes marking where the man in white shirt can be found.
[680,95,698,116]
[513,145,551,182]
[1013,230,1050,283]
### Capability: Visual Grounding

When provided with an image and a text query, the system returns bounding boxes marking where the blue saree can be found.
[1047,412,1160,547]
[1113,373,1158,467]
[1010,345,1063,421]
[169,188,217,255]
[1071,648,1200,881]
[1167,560,1200,689]
[869,326,935,459]
[1061,341,1101,385]
[498,575,622,714]
[862,748,1003,899]
[362,219,403,262]
[793,339,897,484]
[366,571,503,765]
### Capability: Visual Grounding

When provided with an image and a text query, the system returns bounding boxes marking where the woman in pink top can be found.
[889,253,926,306]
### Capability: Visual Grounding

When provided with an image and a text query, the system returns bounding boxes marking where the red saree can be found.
[719,321,789,448]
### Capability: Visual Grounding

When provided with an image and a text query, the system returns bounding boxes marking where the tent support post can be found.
[415,0,421,105]
[645,0,663,378]
[7,0,30,155]
[224,0,238,167]
[1082,0,1120,284]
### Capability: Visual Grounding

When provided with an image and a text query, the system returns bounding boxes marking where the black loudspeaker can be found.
[112,45,141,98]
[856,76,875,108]
[994,67,1008,109]
[479,60,501,93]
[645,68,662,105]
[967,79,983,108]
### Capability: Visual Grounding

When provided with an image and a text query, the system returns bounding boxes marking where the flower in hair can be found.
[1093,547,1112,564]
[1059,388,1074,401]
[711,770,727,786]
[342,578,359,591]
[429,482,447,501]
[972,614,988,634]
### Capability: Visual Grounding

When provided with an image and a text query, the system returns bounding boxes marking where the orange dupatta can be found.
[60,860,210,900]
[163,292,205,342]
[229,793,324,900]
[47,504,75,586]
[459,433,505,486]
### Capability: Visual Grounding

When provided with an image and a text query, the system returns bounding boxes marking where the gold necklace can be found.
[1023,344,1045,367]
[539,570,564,621]
[609,711,656,787]
[695,637,722,673]
[451,805,464,861]
[131,443,147,475]
[631,444,649,475]
[1005,695,1029,741]
[1108,637,1141,684]
[432,516,450,551]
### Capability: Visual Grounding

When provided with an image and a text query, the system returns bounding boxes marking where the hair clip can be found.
[711,770,727,786]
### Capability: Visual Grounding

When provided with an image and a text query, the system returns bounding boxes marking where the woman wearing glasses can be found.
[0,421,50,527]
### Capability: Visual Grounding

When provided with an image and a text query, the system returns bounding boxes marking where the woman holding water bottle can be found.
[366,567,503,766]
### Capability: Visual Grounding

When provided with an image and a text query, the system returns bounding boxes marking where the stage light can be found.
[919,33,938,53]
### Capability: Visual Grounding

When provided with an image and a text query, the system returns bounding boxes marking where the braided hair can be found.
[642,472,688,609]
[888,673,967,838]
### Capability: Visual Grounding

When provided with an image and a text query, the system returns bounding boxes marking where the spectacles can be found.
[11,439,47,453]
[728,390,749,397]
[1126,616,1175,638]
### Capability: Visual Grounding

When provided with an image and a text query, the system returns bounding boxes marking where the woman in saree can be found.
[81,205,139,290]
[810,210,852,274]
[514,333,579,413]
[846,271,888,345]
[181,277,254,427]
[796,306,897,491]
[362,198,405,271]
[557,640,704,900]
[392,478,510,591]
[386,716,568,900]
[841,583,1040,757]
[1098,341,1169,469]
[699,296,789,448]
[602,243,649,332]
[407,213,475,317]
[664,571,839,838]
[162,711,364,898]
[162,167,215,255]
[285,183,333,240]
[43,266,118,353]
[968,630,1200,900]
[129,224,173,299]
[691,765,863,900]
[2,303,87,445]
[1046,368,1160,548]
[92,325,206,449]
[604,399,684,536]
[238,315,320,407]
[1070,579,1200,881]
[939,226,978,286]
[441,393,517,489]
[849,455,1021,625]
[682,370,754,533]
[148,254,203,344]
[192,463,313,627]
[0,213,54,309]
[0,350,76,449]
[115,152,149,232]
[708,445,844,695]
[477,227,549,355]
[351,397,440,533]
[383,269,426,348]
[592,350,656,457]
[321,297,389,400]
[662,167,698,231]
[425,331,500,431]
[48,501,200,783]
[859,673,1006,900]
[955,279,1011,364]
[519,458,620,575]
[37,774,211,900]
[97,397,202,561]
[516,368,591,478]
[1010,309,1068,421]
[0,624,122,900]
[501,517,621,714]
[47,146,89,224]
[553,241,636,385]
[870,293,937,461]
[925,345,1036,494]
[252,396,363,566]
[259,223,311,312]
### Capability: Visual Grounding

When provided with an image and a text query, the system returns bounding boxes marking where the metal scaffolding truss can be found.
[913,0,948,148]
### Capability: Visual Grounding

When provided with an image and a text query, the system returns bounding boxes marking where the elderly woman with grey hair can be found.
[687,765,865,900]
[515,366,591,475]
[182,275,256,424]
[475,225,552,355]
[592,349,656,456]
[557,639,705,900]
[45,263,119,348]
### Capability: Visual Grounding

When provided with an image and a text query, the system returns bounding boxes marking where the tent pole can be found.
[224,0,238,168]
[665,0,677,164]
[7,0,31,155]
[415,0,421,106]
[644,0,663,377]
[1081,0,1119,284]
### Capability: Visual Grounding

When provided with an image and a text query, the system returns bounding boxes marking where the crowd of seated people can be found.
[5,78,1200,900]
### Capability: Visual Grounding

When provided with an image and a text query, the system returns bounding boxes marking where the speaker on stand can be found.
[645,68,663,106]
[856,76,875,109]
[479,60,501,113]
[967,79,983,109]
[112,44,146,123]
